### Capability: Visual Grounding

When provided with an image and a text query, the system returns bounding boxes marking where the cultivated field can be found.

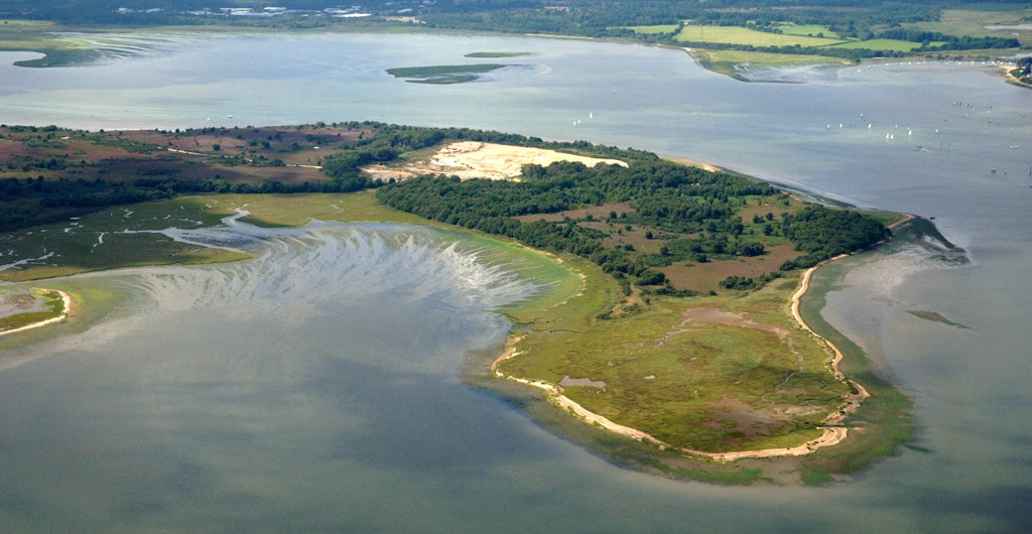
[775,23,840,39]
[828,39,932,52]
[362,141,627,181]
[628,24,680,35]
[905,8,1032,46]
[675,24,843,47]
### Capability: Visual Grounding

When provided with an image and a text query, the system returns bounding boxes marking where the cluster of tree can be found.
[777,206,889,270]
[375,158,771,284]
[1015,56,1032,83]
[875,28,1019,50]
[376,153,888,290]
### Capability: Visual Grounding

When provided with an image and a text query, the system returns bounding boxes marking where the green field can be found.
[905,8,1032,46]
[775,23,840,39]
[691,49,851,79]
[499,265,848,453]
[675,24,843,47]
[827,39,931,52]
[628,24,680,35]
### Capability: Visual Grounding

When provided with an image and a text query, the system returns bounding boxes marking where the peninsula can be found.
[0,121,923,484]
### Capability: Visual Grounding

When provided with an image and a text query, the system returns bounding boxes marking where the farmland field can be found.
[628,24,679,35]
[827,39,929,52]
[775,23,840,39]
[675,24,843,47]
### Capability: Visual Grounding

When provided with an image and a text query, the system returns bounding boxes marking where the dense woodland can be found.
[376,149,889,291]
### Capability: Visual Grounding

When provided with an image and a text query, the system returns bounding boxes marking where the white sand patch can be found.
[363,141,626,182]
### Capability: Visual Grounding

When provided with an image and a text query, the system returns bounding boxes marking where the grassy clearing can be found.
[628,24,680,35]
[659,244,801,293]
[775,23,840,39]
[499,269,849,453]
[827,39,928,52]
[676,24,843,47]
[905,8,1032,45]
[194,191,427,227]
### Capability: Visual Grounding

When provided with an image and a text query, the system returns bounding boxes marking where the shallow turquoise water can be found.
[0,32,1030,532]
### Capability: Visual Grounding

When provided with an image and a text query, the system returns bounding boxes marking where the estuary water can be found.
[0,32,1030,532]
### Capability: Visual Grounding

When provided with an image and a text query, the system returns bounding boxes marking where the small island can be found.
[464,51,534,58]
[386,64,511,84]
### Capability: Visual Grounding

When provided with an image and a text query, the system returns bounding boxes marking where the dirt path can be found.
[492,254,871,462]
[166,147,324,169]
[0,289,72,338]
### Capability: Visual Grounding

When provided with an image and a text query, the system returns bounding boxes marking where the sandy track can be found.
[492,254,870,462]
[0,289,72,337]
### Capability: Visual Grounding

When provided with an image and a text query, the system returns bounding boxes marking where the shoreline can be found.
[492,250,875,462]
[0,289,73,337]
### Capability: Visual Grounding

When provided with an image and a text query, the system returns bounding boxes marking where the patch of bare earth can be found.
[660,244,802,292]
[362,141,626,182]
[679,307,789,338]
[738,196,801,223]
